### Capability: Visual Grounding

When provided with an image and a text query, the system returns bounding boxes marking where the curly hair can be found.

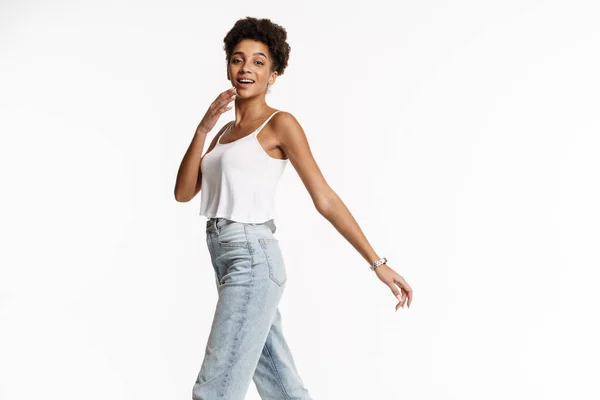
[223,17,291,76]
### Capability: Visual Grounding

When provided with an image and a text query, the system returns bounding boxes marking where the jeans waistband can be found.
[206,217,277,234]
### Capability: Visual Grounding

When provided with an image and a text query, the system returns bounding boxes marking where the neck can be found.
[232,95,272,125]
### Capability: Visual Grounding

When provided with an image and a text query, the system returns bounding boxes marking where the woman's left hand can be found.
[374,263,413,312]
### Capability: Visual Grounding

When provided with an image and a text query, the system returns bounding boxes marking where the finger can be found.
[221,87,236,96]
[214,95,235,112]
[401,286,413,308]
[216,88,236,102]
[392,289,406,312]
[388,285,400,310]
[394,276,411,292]
[395,294,403,311]
[218,100,232,111]
[391,287,401,302]
[394,280,409,308]
[223,93,237,106]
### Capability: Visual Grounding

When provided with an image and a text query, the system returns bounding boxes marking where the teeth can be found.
[239,80,254,83]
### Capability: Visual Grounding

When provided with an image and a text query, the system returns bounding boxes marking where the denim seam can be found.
[221,246,251,280]
[245,225,256,266]
[259,239,285,286]
[219,227,252,277]
[219,242,249,247]
[193,369,227,398]
[206,234,220,286]
[217,225,255,398]
[216,219,248,248]
[264,340,292,400]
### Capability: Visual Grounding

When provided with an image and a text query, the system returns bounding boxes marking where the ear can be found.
[269,71,278,85]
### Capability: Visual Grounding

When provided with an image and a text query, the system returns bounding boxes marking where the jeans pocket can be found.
[217,223,249,247]
[258,238,287,286]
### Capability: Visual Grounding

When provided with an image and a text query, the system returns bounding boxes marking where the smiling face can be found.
[227,39,278,98]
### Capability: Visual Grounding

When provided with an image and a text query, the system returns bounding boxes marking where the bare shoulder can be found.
[270,110,312,160]
[270,111,305,146]
[271,110,301,130]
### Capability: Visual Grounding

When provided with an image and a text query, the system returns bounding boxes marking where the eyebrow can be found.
[231,51,268,59]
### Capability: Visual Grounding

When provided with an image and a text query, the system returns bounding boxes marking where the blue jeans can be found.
[192,217,313,400]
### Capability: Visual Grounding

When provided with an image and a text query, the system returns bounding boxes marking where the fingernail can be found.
[396,294,402,301]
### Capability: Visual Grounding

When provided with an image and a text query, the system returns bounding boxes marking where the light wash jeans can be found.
[192,217,313,400]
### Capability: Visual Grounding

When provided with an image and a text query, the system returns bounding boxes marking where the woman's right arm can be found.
[174,87,236,202]
[173,128,219,202]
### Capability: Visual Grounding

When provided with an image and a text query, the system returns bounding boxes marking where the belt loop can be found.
[213,218,219,237]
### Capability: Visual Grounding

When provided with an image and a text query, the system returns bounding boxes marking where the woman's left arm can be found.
[274,112,412,311]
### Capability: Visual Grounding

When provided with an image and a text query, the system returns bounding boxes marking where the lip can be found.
[236,82,253,89]
[236,78,255,89]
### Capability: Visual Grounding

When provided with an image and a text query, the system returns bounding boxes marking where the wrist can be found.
[370,257,387,271]
[195,125,209,136]
[368,255,381,265]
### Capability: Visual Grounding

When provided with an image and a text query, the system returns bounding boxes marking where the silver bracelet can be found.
[370,257,387,271]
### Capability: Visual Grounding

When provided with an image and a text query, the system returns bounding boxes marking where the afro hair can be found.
[223,17,291,76]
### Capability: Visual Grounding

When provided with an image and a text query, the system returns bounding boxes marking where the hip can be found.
[205,218,287,287]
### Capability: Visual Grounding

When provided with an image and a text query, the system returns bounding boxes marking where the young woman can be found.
[175,17,413,400]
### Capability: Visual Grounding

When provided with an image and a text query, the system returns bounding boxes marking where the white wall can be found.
[1,1,598,399]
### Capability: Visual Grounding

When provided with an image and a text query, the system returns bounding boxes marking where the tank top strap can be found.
[254,110,282,136]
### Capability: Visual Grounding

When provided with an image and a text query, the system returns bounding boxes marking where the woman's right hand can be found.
[196,87,237,134]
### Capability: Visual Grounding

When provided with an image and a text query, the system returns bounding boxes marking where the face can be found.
[227,39,278,98]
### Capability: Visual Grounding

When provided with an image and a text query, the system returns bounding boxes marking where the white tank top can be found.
[199,110,288,223]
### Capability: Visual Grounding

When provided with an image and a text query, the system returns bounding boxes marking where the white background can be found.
[1,1,599,399]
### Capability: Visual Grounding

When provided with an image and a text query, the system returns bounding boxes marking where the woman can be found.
[175,17,413,400]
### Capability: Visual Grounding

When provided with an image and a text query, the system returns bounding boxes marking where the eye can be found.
[231,58,264,65]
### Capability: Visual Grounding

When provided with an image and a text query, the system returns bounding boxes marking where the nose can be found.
[241,60,253,73]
